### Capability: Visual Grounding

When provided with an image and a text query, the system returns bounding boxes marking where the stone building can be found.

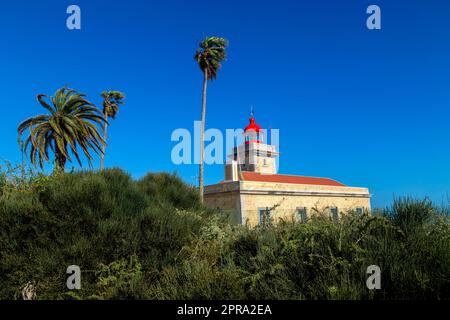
[204,114,371,226]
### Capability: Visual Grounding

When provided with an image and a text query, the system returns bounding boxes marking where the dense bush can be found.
[149,209,450,300]
[0,168,205,299]
[0,168,449,300]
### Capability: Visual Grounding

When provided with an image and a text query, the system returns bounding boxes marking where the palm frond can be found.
[194,36,228,80]
[18,87,106,170]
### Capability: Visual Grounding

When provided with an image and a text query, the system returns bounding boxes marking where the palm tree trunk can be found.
[20,140,25,180]
[100,112,108,170]
[199,69,208,203]
[54,143,66,172]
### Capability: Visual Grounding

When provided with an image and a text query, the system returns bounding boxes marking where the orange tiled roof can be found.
[240,172,346,187]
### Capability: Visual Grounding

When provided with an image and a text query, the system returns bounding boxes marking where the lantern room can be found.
[244,116,263,144]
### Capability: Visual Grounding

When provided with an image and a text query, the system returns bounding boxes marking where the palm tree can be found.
[100,91,125,170]
[18,87,105,171]
[194,36,228,203]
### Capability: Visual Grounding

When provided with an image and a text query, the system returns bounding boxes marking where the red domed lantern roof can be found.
[244,117,263,133]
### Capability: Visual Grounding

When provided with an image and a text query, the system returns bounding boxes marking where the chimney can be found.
[224,160,239,182]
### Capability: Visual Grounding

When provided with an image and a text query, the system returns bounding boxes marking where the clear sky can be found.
[1,0,449,208]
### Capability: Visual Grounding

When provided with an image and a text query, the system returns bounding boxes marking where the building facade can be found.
[204,115,371,226]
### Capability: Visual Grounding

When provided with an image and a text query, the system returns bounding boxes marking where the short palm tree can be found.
[18,87,105,171]
[194,36,228,202]
[100,90,125,170]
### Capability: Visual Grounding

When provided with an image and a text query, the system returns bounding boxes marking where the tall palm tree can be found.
[194,36,228,203]
[100,90,125,170]
[18,87,105,171]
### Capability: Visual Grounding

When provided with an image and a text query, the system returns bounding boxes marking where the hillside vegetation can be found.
[1,168,449,299]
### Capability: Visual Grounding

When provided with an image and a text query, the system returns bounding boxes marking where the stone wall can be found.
[204,180,371,227]
[240,181,370,226]
[204,182,242,223]
[240,193,370,226]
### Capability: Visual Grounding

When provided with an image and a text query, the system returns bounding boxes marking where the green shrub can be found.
[137,172,201,211]
[0,168,205,299]
[1,166,449,300]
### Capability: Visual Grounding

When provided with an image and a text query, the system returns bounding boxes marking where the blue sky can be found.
[0,0,449,208]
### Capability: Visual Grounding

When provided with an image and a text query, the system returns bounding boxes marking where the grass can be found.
[0,167,449,300]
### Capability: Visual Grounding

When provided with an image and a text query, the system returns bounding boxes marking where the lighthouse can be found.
[205,113,371,227]
[226,114,279,179]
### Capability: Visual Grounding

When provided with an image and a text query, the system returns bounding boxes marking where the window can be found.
[355,207,364,215]
[330,207,339,222]
[258,208,271,225]
[297,207,308,222]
